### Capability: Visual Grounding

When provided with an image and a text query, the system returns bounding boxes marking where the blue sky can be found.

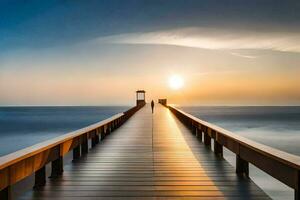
[1,1,300,105]
[1,0,300,50]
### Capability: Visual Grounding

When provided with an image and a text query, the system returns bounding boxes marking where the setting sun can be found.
[168,74,184,90]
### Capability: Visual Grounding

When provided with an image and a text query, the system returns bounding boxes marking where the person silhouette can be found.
[151,100,154,114]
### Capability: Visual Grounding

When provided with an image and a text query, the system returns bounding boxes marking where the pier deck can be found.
[19,104,270,199]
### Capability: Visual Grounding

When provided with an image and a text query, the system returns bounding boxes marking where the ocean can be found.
[180,106,300,200]
[0,106,129,156]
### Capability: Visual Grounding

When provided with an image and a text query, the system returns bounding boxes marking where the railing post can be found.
[73,145,81,160]
[204,127,211,146]
[100,126,105,140]
[50,156,63,178]
[91,133,97,148]
[34,166,46,189]
[186,118,189,127]
[192,123,197,135]
[214,141,223,157]
[110,122,113,132]
[0,186,12,200]
[118,118,121,126]
[196,126,202,142]
[107,123,111,134]
[116,119,119,128]
[95,133,100,144]
[103,125,107,136]
[236,155,249,177]
[296,170,300,200]
[115,119,118,128]
[81,134,88,154]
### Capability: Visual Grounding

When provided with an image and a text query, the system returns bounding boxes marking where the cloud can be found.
[230,52,257,59]
[94,27,300,53]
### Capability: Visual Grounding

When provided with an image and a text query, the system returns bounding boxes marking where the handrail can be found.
[0,104,145,198]
[167,104,300,199]
[0,113,123,170]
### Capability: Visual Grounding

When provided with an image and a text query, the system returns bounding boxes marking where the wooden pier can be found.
[1,101,300,199]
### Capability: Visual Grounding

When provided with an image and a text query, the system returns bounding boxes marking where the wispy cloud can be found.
[94,27,300,53]
[230,52,257,59]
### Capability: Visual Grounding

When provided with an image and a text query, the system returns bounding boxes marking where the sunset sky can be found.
[1,0,300,106]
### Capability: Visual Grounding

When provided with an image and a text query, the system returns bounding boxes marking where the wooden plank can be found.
[20,190,268,197]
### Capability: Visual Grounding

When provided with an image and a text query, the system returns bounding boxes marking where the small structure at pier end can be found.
[136,90,146,106]
[158,98,167,105]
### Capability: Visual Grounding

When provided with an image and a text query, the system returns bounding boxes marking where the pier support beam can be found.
[50,156,63,178]
[0,186,11,200]
[73,145,81,160]
[236,155,249,177]
[34,166,46,189]
[214,141,223,157]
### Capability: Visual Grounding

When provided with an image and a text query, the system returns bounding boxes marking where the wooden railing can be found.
[0,104,145,200]
[167,105,300,200]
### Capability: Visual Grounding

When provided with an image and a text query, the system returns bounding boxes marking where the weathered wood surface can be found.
[18,104,270,199]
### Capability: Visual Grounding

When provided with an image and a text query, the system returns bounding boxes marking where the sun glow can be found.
[168,74,184,90]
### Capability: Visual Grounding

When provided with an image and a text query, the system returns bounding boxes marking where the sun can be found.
[168,74,184,90]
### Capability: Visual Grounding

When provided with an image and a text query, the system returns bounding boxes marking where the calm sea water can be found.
[0,106,129,156]
[180,106,300,200]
